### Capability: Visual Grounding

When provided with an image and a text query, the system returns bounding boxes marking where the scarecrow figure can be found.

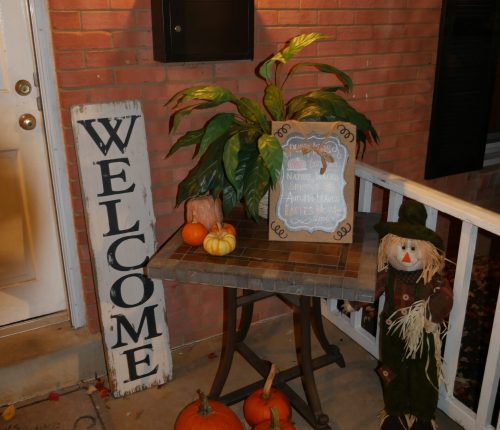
[345,200,453,430]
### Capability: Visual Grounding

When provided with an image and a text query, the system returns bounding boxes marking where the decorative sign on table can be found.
[269,121,356,243]
[71,100,173,396]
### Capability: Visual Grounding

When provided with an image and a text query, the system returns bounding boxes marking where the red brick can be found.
[112,31,153,48]
[338,0,405,7]
[110,0,150,8]
[86,50,137,67]
[165,64,214,82]
[55,51,85,69]
[406,23,440,38]
[319,10,355,25]
[51,11,81,30]
[81,11,132,30]
[278,10,318,25]
[52,31,113,50]
[59,89,89,107]
[300,0,338,8]
[215,62,257,79]
[317,40,353,56]
[135,10,152,28]
[89,86,142,102]
[255,10,279,26]
[137,48,155,64]
[49,0,109,10]
[337,26,373,41]
[383,95,416,110]
[57,69,114,88]
[257,0,300,8]
[372,25,406,40]
[115,66,166,84]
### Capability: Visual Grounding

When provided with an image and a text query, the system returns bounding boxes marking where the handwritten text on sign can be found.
[269,121,356,243]
[71,101,172,396]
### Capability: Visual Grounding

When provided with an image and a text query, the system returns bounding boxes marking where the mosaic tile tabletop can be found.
[148,210,380,302]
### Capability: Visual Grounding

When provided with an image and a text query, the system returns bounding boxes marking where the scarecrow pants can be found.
[380,324,439,422]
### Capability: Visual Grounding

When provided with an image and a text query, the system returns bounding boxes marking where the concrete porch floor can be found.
[0,314,464,430]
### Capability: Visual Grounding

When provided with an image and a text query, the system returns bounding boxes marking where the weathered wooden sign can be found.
[71,100,172,396]
[269,121,356,243]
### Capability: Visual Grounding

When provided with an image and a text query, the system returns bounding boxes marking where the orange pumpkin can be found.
[244,364,292,427]
[211,222,237,237]
[174,391,243,430]
[181,220,208,246]
[252,407,297,430]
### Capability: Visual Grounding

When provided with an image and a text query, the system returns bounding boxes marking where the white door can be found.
[0,0,67,326]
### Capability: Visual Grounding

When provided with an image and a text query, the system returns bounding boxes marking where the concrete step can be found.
[0,321,106,406]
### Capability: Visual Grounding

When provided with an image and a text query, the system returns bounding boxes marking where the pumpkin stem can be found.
[196,390,213,416]
[270,407,281,430]
[192,210,198,224]
[216,222,223,233]
[262,363,277,400]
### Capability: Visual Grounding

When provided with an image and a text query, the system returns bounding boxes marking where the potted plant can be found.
[166,33,379,220]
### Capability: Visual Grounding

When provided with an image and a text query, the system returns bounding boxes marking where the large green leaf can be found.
[243,155,270,220]
[264,84,285,121]
[237,97,270,133]
[198,113,235,156]
[222,180,239,215]
[258,59,275,83]
[274,33,328,64]
[176,138,225,205]
[171,101,220,132]
[231,142,259,200]
[168,85,236,107]
[166,127,205,157]
[288,62,353,92]
[258,134,283,185]
[222,133,241,190]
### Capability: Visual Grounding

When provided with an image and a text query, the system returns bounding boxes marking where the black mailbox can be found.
[151,0,254,63]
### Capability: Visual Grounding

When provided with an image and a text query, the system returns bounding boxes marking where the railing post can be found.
[358,178,373,213]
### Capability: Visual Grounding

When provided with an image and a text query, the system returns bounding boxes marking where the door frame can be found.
[28,0,85,328]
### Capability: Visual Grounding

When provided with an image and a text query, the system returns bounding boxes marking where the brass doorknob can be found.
[19,113,36,130]
[15,80,32,96]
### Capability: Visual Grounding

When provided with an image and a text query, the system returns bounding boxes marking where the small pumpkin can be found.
[174,390,243,430]
[181,217,208,246]
[244,364,292,427]
[253,407,297,430]
[203,224,236,256]
[211,222,237,237]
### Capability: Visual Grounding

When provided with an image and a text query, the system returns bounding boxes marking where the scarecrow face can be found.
[386,235,424,272]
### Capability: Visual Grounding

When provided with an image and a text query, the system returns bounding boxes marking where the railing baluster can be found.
[425,205,438,230]
[387,190,403,222]
[440,222,477,401]
[358,178,373,213]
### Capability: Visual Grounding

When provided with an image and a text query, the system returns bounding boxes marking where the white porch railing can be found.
[322,161,500,430]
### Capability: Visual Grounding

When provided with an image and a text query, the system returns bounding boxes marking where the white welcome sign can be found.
[71,100,172,396]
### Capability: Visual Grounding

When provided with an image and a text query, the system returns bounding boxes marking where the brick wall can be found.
[48,0,499,346]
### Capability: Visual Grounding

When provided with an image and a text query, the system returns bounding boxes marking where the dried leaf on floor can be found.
[1,404,16,421]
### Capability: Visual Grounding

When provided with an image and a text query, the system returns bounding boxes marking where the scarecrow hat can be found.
[375,200,444,250]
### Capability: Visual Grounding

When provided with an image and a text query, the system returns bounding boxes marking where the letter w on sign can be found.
[77,115,140,156]
[71,100,172,396]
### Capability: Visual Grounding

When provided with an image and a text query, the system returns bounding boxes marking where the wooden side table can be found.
[148,210,379,429]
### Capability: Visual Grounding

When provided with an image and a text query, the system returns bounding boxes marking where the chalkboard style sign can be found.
[269,121,356,243]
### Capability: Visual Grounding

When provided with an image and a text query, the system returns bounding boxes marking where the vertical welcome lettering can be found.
[71,101,172,396]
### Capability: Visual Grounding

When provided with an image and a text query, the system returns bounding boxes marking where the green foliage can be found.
[166,33,379,220]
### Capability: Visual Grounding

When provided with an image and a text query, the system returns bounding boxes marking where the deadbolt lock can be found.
[15,80,32,96]
[19,113,36,130]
